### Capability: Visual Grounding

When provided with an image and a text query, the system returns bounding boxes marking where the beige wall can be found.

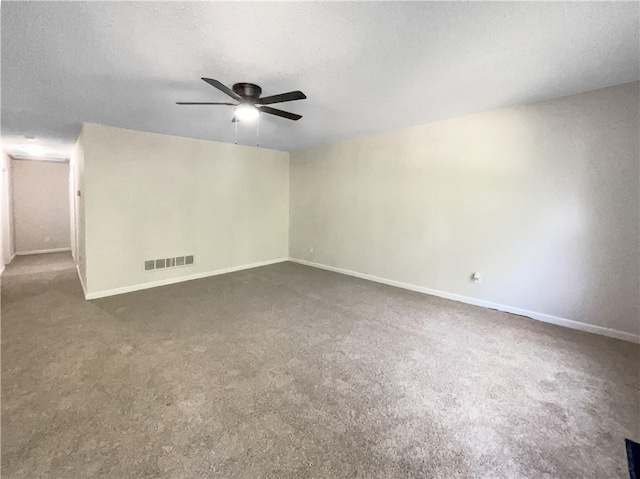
[12,159,70,254]
[79,123,289,296]
[290,82,640,337]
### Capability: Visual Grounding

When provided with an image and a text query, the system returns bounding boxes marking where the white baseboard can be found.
[2,252,16,276]
[85,257,289,300]
[289,258,640,344]
[16,247,71,256]
[76,264,87,298]
[1,253,16,276]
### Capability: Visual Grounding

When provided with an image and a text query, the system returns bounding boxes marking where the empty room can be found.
[1,2,638,478]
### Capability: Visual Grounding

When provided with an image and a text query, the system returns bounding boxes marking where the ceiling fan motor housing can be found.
[233,83,262,102]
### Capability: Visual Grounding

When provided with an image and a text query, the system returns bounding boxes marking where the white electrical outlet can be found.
[472,272,482,284]
[309,246,314,254]
[44,236,50,243]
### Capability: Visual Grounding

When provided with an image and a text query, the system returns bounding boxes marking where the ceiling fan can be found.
[177,78,306,122]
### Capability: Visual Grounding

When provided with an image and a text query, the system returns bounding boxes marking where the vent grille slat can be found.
[144,255,195,272]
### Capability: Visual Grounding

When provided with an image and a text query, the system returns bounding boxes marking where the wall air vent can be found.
[144,255,196,272]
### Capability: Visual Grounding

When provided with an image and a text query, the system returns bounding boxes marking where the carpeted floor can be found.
[1,252,638,478]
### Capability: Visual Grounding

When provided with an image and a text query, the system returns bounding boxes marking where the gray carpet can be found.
[1,252,638,478]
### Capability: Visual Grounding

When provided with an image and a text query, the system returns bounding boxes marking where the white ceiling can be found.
[2,2,638,157]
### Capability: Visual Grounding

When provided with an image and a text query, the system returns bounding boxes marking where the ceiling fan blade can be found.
[201,78,242,101]
[176,102,236,105]
[257,91,307,105]
[231,116,238,123]
[258,106,302,121]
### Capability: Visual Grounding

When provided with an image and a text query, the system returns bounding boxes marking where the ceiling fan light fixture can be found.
[235,105,259,122]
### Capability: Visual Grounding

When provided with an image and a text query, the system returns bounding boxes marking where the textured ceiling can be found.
[2,1,639,157]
